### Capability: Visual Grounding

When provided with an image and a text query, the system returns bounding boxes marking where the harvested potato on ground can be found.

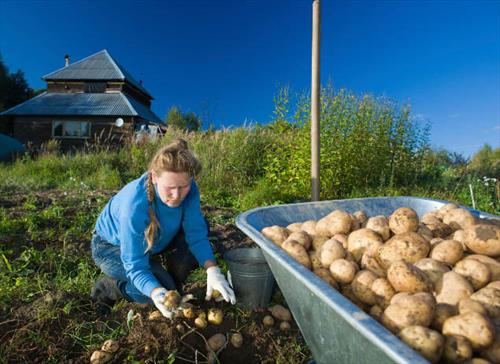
[208,308,224,325]
[371,278,396,309]
[458,299,488,316]
[312,235,330,251]
[435,271,474,306]
[309,250,322,271]
[463,358,493,364]
[470,287,500,318]
[101,339,119,354]
[347,228,384,262]
[454,259,492,290]
[442,312,496,350]
[262,315,275,326]
[148,311,163,320]
[389,207,419,235]
[387,261,433,293]
[464,255,500,281]
[207,333,226,351]
[465,224,500,257]
[479,334,500,364]
[443,208,476,231]
[282,240,312,269]
[381,292,436,333]
[316,210,352,237]
[430,239,464,266]
[301,220,318,236]
[330,259,358,284]
[431,303,457,331]
[319,239,346,267]
[268,304,292,321]
[90,350,113,364]
[398,326,445,363]
[262,225,290,246]
[279,321,291,332]
[286,222,302,232]
[360,253,386,277]
[378,232,430,268]
[351,270,378,305]
[414,258,450,286]
[182,303,196,319]
[366,215,391,241]
[332,233,348,249]
[194,316,207,329]
[443,335,473,363]
[314,268,339,289]
[284,231,312,250]
[230,333,243,348]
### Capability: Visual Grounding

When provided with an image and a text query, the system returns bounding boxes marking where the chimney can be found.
[64,54,70,67]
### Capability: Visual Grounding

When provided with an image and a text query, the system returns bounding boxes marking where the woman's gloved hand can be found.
[151,287,176,319]
[205,266,236,304]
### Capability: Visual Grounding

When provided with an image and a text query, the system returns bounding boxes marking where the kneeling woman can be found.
[90,139,235,317]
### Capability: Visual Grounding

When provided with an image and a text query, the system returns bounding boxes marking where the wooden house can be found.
[0,50,163,150]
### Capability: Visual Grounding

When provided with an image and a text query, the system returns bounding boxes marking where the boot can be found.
[91,276,123,315]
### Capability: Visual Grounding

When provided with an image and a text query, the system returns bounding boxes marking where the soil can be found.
[0,191,311,364]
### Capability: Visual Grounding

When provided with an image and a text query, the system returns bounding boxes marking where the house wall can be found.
[12,116,135,151]
[47,81,86,93]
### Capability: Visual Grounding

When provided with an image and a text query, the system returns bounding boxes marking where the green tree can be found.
[469,144,500,177]
[165,106,201,131]
[0,53,35,112]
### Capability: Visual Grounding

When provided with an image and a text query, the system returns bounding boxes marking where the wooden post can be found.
[311,0,321,201]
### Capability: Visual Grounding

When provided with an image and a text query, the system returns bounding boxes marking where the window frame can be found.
[52,121,91,139]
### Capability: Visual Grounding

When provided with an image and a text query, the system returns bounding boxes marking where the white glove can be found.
[151,287,175,319]
[205,266,236,304]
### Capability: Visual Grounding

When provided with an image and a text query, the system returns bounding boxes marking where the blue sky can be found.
[1,0,499,157]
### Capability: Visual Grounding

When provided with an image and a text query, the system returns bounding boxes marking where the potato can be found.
[442,312,496,349]
[330,259,358,284]
[194,316,207,329]
[369,305,383,321]
[436,203,459,218]
[353,210,368,229]
[347,228,383,262]
[300,220,318,235]
[366,215,391,241]
[426,221,453,239]
[378,232,430,268]
[207,333,226,351]
[351,270,378,305]
[443,208,476,231]
[312,235,329,251]
[430,237,444,247]
[422,211,441,225]
[101,339,119,354]
[443,335,473,363]
[371,278,395,309]
[452,229,469,250]
[387,261,433,293]
[431,303,457,331]
[268,304,292,321]
[470,287,500,318]
[286,222,303,232]
[487,280,500,290]
[430,239,464,265]
[388,207,419,234]
[458,299,488,316]
[279,321,291,332]
[230,332,243,348]
[284,231,312,250]
[282,240,312,269]
[332,233,348,250]
[479,334,500,364]
[319,239,346,267]
[314,268,339,289]
[417,224,434,242]
[340,284,369,310]
[148,310,163,320]
[465,224,500,257]
[454,259,492,290]
[261,225,290,246]
[208,308,224,325]
[309,250,322,271]
[316,210,352,236]
[464,255,500,281]
[414,258,450,286]
[182,303,196,319]
[163,290,181,309]
[398,326,444,363]
[435,271,474,306]
[262,315,275,326]
[463,358,493,364]
[381,292,436,333]
[90,350,113,364]
[360,253,386,277]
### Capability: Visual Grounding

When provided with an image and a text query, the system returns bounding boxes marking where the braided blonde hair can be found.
[144,139,202,251]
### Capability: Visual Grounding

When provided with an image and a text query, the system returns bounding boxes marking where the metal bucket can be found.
[224,248,275,309]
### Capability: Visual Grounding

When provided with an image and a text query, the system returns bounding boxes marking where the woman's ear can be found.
[151,171,158,185]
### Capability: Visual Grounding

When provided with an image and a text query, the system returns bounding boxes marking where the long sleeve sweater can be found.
[95,173,215,297]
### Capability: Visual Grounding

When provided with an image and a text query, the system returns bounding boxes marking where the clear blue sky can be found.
[1,0,499,157]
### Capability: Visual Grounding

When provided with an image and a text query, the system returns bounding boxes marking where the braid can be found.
[144,172,159,252]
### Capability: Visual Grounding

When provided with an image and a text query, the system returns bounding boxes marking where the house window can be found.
[52,121,91,138]
[84,82,106,93]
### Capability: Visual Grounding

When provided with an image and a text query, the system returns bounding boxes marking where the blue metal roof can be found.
[42,50,152,98]
[0,92,163,124]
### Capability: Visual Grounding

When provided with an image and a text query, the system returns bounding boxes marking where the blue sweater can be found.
[95,173,215,297]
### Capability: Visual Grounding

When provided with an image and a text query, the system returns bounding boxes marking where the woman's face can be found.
[152,171,192,208]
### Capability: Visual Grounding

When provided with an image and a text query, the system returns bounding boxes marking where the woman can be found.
[90,139,235,317]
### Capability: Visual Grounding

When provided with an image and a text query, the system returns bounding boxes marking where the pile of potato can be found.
[261,204,500,363]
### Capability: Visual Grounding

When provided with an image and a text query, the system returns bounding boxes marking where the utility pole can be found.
[311,0,321,201]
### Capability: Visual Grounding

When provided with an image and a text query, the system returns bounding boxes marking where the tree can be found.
[469,144,500,177]
[164,106,201,131]
[0,53,35,112]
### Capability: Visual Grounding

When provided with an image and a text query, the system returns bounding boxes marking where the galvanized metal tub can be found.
[235,196,498,364]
